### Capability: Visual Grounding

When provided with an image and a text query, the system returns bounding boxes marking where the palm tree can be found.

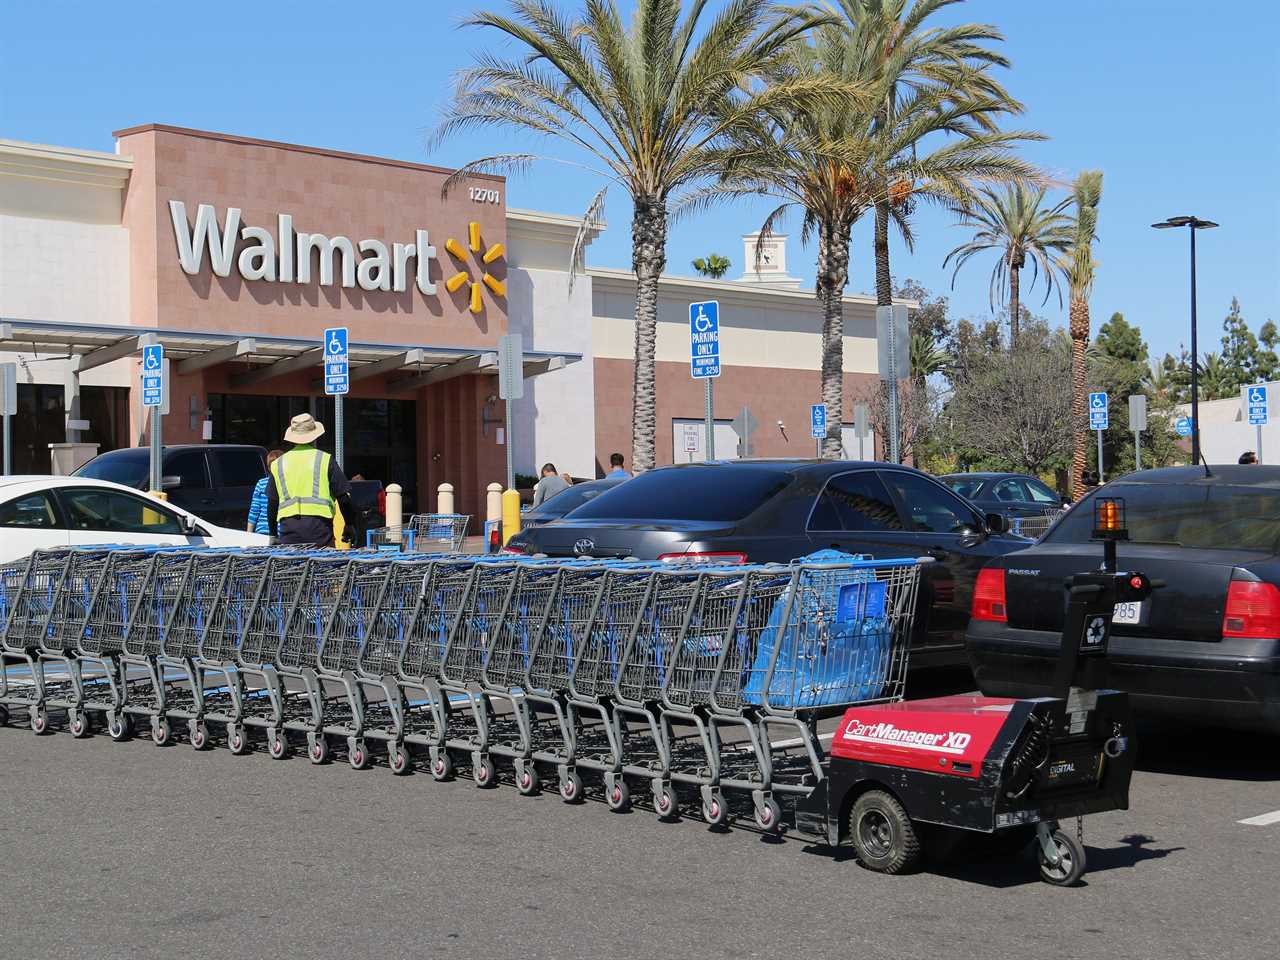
[942,184,1072,346]
[433,0,832,472]
[1199,351,1230,400]
[1061,170,1103,495]
[909,330,949,382]
[691,253,731,279]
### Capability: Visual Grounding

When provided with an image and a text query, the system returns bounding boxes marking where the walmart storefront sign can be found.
[169,201,439,295]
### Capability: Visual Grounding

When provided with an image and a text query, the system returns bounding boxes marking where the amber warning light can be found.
[1092,497,1128,540]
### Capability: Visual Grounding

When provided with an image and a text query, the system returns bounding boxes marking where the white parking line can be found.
[770,731,835,750]
[1238,809,1280,826]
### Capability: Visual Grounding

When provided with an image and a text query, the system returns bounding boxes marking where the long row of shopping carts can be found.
[0,544,925,830]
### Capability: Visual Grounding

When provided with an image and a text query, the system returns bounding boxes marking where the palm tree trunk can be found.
[1008,261,1020,349]
[873,200,892,307]
[816,217,850,459]
[1069,296,1090,494]
[630,195,666,473]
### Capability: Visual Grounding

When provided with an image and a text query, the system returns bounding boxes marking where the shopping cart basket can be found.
[406,513,470,553]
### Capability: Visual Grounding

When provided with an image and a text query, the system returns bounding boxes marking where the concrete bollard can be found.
[502,488,522,545]
[486,482,503,524]
[437,482,454,515]
[386,482,403,544]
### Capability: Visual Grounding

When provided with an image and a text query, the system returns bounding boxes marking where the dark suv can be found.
[75,445,267,529]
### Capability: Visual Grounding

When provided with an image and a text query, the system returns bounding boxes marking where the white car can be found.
[0,475,267,563]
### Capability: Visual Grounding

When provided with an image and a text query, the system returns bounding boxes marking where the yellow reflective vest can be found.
[272,446,335,519]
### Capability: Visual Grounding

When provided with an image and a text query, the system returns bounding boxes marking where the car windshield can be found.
[944,477,984,500]
[567,466,789,522]
[535,481,617,516]
[1047,482,1280,552]
[74,449,149,489]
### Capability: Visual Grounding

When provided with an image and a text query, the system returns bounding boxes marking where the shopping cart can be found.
[406,513,470,553]
[1009,507,1067,540]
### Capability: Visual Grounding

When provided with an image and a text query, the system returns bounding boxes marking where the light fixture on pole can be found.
[1152,215,1217,465]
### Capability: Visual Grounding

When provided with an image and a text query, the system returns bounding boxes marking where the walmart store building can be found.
[0,125,890,520]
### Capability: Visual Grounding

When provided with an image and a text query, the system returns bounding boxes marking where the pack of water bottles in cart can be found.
[0,544,925,830]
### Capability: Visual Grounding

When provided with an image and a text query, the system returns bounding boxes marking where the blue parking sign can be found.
[1088,391,1108,430]
[689,301,720,379]
[1246,384,1269,426]
[810,403,827,439]
[1175,416,1192,437]
[324,326,349,396]
[141,344,164,407]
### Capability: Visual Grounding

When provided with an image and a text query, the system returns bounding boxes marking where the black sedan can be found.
[506,460,1030,666]
[942,472,1070,522]
[966,465,1280,734]
[521,477,627,528]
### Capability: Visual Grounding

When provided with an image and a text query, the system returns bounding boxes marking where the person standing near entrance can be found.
[246,449,284,534]
[531,462,570,507]
[607,452,631,478]
[266,413,358,547]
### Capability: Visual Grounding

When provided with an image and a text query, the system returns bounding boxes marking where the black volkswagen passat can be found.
[505,460,1030,666]
[966,465,1280,734]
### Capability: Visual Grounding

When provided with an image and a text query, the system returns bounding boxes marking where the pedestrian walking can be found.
[531,462,570,507]
[245,449,283,534]
[266,413,359,547]
[607,452,631,478]
[1239,451,1258,464]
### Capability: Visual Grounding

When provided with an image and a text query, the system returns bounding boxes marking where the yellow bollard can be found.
[333,509,350,550]
[502,488,522,545]
[144,489,169,528]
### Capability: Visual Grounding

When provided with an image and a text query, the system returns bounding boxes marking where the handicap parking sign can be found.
[1088,391,1108,430]
[1175,416,1192,437]
[141,344,164,408]
[1245,384,1269,426]
[689,301,721,379]
[324,326,349,396]
[810,404,827,440]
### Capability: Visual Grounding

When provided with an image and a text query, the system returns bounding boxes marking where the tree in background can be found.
[850,375,941,467]
[691,254,731,279]
[435,0,833,472]
[1090,312,1181,475]
[942,183,1071,346]
[909,331,950,382]
[1061,170,1103,496]
[896,278,951,345]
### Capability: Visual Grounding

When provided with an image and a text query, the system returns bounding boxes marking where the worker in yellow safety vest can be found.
[266,413,359,548]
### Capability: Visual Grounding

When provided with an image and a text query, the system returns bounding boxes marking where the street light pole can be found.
[1153,215,1217,466]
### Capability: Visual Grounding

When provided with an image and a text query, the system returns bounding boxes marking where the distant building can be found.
[1175,382,1280,464]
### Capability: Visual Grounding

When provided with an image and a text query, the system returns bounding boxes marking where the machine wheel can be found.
[851,790,920,874]
[654,784,679,821]
[268,733,289,760]
[309,736,330,765]
[559,770,584,804]
[754,796,783,834]
[702,792,728,828]
[151,717,171,747]
[30,704,49,735]
[1037,828,1087,887]
[348,741,370,770]
[190,722,210,751]
[473,755,496,788]
[516,765,540,796]
[227,725,249,755]
[606,779,631,813]
[70,711,91,739]
[390,745,412,776]
[430,752,454,782]
[108,714,130,742]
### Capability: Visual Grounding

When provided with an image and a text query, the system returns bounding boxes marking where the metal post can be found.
[1096,429,1104,484]
[858,433,865,460]
[703,379,715,460]
[887,317,901,465]
[505,398,514,491]
[1257,423,1263,464]
[1189,225,1200,466]
[1134,430,1141,471]
[334,394,345,469]
[3,415,10,476]
[149,407,163,493]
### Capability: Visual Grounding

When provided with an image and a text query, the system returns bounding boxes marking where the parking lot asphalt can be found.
[1,686,1276,960]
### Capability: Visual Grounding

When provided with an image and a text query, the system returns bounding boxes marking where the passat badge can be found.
[573,538,595,556]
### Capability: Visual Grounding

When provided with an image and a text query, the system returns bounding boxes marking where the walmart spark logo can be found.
[444,221,505,314]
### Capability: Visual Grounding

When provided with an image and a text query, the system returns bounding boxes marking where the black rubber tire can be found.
[654,785,678,821]
[268,734,289,760]
[703,793,728,828]
[1038,829,1087,886]
[190,722,210,751]
[473,755,496,788]
[606,779,631,813]
[70,712,90,739]
[309,737,330,765]
[108,715,129,742]
[559,770,584,803]
[390,746,411,776]
[151,718,170,747]
[430,752,454,782]
[349,741,370,770]
[227,726,249,755]
[754,796,783,833]
[516,765,540,796]
[851,790,921,875]
[30,705,49,735]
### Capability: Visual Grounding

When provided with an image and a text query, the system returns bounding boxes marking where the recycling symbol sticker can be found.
[1084,616,1108,647]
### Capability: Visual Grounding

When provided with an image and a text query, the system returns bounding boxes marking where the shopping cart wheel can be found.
[702,792,728,828]
[268,733,290,760]
[472,755,496,788]
[654,784,679,821]
[108,714,131,742]
[308,736,330,765]
[606,779,631,813]
[430,752,454,782]
[30,704,49,735]
[850,790,920,874]
[754,796,783,834]
[226,725,248,755]
[390,745,412,776]
[348,740,371,771]
[1037,827,1087,887]
[151,718,171,747]
[516,764,540,796]
[69,711,91,739]
[559,770,584,804]
[189,721,210,751]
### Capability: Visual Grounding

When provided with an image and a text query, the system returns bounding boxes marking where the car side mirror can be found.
[161,475,182,490]
[984,512,1007,534]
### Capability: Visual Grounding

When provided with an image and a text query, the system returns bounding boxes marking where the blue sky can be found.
[3,1,1276,360]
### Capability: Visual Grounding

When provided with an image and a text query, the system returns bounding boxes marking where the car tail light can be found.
[972,568,1007,622]
[488,525,502,554]
[658,551,748,564]
[1222,580,1280,638]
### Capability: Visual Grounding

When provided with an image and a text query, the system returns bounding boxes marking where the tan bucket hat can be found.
[284,412,326,444]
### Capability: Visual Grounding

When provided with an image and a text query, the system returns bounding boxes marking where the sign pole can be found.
[2,415,9,476]
[497,333,524,493]
[1258,424,1263,464]
[1097,429,1104,484]
[1134,430,1141,471]
[150,407,163,493]
[505,398,514,491]
[0,362,14,476]
[704,379,715,460]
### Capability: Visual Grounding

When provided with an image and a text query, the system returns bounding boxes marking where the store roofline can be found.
[587,266,917,309]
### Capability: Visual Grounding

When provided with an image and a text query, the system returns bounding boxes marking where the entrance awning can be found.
[0,318,579,388]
